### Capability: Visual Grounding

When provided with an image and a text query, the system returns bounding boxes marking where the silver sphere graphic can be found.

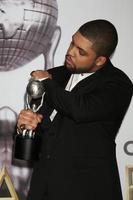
[27,79,45,99]
[0,0,59,71]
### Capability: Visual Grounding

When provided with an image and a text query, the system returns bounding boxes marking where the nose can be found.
[67,44,76,57]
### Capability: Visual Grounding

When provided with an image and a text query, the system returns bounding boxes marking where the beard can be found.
[64,59,84,74]
[64,53,98,74]
[64,60,94,74]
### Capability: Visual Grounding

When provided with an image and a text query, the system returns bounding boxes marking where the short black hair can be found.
[78,19,118,58]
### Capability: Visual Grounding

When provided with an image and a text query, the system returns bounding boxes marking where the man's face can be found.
[65,31,102,73]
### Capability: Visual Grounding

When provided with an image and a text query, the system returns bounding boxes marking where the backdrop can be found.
[0,0,132,199]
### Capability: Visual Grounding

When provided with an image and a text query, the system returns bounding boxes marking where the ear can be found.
[95,56,107,66]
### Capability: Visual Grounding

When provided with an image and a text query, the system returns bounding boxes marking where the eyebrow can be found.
[72,35,88,54]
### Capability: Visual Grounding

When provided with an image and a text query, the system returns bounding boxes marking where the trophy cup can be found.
[14,78,45,161]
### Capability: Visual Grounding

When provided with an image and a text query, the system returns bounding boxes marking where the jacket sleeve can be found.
[43,76,133,123]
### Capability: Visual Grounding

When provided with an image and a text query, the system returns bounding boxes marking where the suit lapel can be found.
[70,71,101,94]
[70,60,114,94]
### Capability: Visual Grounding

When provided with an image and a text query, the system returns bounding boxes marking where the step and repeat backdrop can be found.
[0,0,132,199]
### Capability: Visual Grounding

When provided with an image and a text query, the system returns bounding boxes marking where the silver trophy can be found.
[14,78,45,161]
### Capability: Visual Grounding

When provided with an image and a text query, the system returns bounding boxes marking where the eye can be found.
[79,48,87,56]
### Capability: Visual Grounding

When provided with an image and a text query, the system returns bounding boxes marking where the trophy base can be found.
[14,135,41,161]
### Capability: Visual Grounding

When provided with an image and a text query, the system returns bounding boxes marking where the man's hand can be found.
[17,109,43,130]
[30,70,52,80]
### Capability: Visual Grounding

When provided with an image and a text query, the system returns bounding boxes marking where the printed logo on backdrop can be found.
[124,141,133,156]
[0,0,61,199]
[124,140,133,200]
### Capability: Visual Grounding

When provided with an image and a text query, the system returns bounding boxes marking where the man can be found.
[17,19,133,200]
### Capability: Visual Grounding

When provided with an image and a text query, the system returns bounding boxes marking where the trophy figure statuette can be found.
[14,78,46,161]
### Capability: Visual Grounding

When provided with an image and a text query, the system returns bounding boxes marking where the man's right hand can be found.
[30,70,52,80]
[17,109,43,130]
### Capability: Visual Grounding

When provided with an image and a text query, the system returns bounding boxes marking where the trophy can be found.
[14,78,45,161]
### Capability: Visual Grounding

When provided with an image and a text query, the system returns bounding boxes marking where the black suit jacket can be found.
[27,60,133,200]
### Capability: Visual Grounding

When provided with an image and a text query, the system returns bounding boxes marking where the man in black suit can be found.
[17,19,133,200]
